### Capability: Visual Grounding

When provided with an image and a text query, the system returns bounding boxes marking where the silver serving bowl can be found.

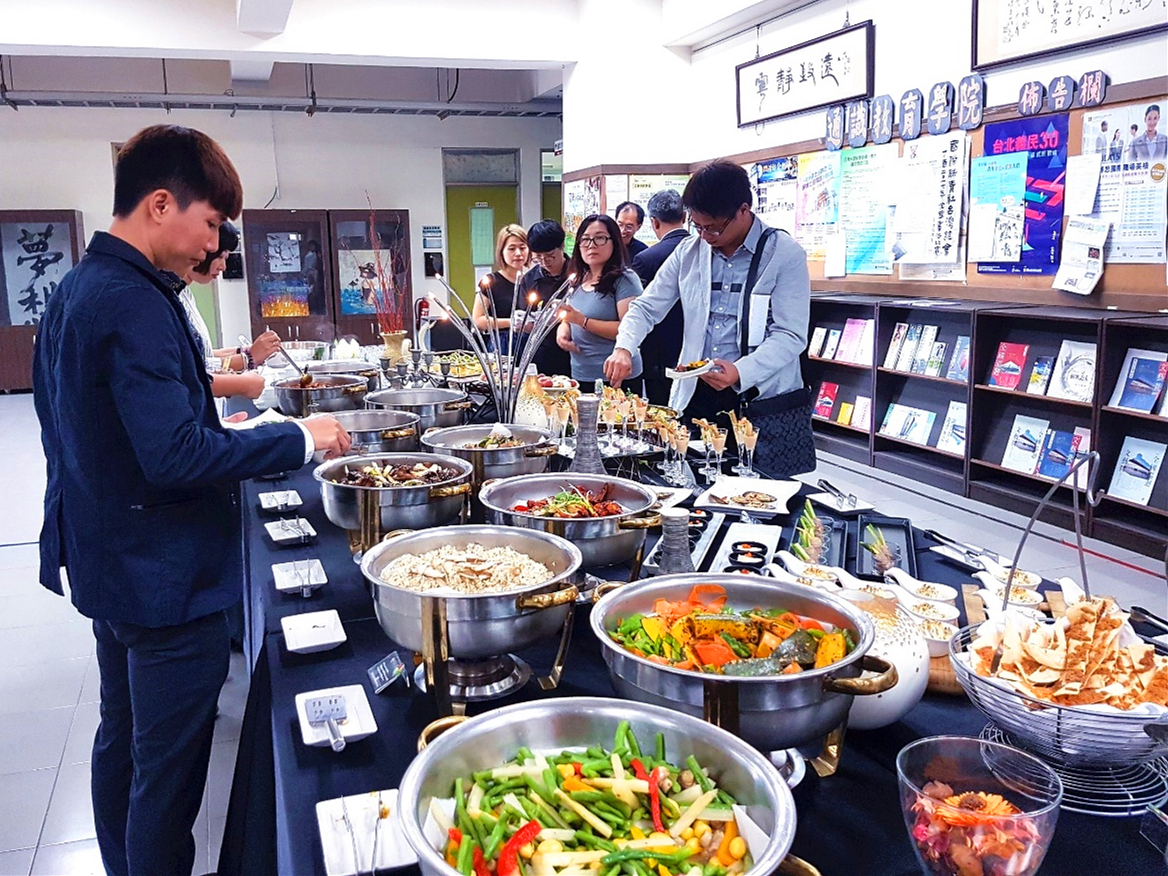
[421,424,557,492]
[591,574,897,752]
[360,525,582,659]
[366,387,472,432]
[307,359,381,393]
[329,409,420,453]
[313,453,472,538]
[274,373,367,417]
[398,697,796,876]
[479,473,660,568]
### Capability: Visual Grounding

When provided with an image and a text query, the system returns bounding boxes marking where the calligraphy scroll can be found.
[1,222,76,327]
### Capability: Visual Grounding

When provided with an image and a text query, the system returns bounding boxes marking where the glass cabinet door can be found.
[241,210,335,343]
[328,209,412,346]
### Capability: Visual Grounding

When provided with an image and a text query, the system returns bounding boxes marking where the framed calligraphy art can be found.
[736,21,874,127]
[0,210,84,328]
[973,0,1168,71]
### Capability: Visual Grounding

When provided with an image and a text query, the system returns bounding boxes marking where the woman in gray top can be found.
[557,214,644,385]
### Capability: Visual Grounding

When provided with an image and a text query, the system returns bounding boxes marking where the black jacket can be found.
[631,228,690,379]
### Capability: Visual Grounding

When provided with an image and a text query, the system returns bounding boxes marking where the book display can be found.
[935,401,967,455]
[1046,340,1098,403]
[1026,357,1054,395]
[945,336,971,382]
[987,342,1029,389]
[1108,348,1168,412]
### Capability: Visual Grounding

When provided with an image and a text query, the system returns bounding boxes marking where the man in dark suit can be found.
[614,200,648,259]
[631,190,689,405]
[33,124,350,876]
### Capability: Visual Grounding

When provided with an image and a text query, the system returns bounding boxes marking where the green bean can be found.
[483,812,509,860]
[543,766,562,797]
[654,731,665,762]
[586,746,607,759]
[602,865,621,876]
[614,720,631,753]
[455,834,474,875]
[568,790,605,803]
[625,724,642,758]
[472,769,494,784]
[686,755,713,793]
[715,789,735,806]
[602,847,694,866]
[573,830,617,853]
[516,746,535,763]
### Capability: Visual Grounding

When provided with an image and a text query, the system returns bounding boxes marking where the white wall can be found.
[0,106,560,341]
[564,0,1168,172]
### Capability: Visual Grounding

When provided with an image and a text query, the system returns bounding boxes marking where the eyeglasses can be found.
[530,251,562,264]
[616,223,639,233]
[578,235,612,248]
[689,215,736,239]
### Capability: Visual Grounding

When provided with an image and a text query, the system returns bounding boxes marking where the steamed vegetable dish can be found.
[430,722,753,876]
[333,461,460,487]
[609,584,855,675]
[512,483,625,518]
[464,435,525,449]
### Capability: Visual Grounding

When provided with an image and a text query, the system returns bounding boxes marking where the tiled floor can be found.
[0,394,246,875]
[1,391,1166,875]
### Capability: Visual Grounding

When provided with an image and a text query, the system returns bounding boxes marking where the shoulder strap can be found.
[738,228,777,358]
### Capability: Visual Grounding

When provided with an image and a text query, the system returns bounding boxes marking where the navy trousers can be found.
[92,611,230,876]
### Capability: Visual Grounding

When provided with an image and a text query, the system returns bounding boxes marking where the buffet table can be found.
[220,463,1166,876]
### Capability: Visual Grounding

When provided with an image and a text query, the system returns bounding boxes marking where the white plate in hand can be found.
[806,491,875,515]
[694,477,801,517]
[316,788,416,875]
[666,361,719,379]
[282,610,346,654]
[296,684,377,747]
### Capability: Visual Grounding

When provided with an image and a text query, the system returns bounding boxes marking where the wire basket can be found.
[950,625,1168,768]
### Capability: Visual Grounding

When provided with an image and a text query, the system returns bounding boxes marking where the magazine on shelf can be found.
[945,336,971,382]
[837,401,854,426]
[852,396,873,430]
[1036,430,1082,480]
[883,323,909,369]
[808,326,828,358]
[813,382,839,418]
[909,326,939,374]
[836,319,867,363]
[1108,436,1166,506]
[879,404,935,445]
[854,319,876,365]
[935,401,967,454]
[988,342,1030,390]
[1026,357,1054,395]
[821,329,842,360]
[1072,426,1092,489]
[1108,348,1168,411]
[1000,414,1050,474]
[895,325,923,372]
[923,342,948,377]
[1047,340,1097,403]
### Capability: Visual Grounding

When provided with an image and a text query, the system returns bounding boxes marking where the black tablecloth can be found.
[221,465,1168,876]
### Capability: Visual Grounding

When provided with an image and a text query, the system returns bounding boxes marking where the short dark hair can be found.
[113,125,244,219]
[613,201,644,225]
[527,219,565,253]
[647,190,685,224]
[567,214,627,296]
[1148,104,1162,118]
[192,220,239,274]
[682,161,752,220]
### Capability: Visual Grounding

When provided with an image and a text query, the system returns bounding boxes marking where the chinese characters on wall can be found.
[1,222,75,327]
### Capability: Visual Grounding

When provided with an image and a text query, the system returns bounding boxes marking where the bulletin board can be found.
[564,76,1167,312]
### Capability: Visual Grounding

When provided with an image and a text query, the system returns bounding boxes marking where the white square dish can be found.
[281,610,346,654]
[295,684,377,748]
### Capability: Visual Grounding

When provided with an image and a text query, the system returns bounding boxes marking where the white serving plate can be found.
[665,361,718,379]
[806,491,875,516]
[282,610,346,654]
[709,522,784,575]
[258,489,303,512]
[273,559,328,596]
[694,477,802,518]
[316,788,416,875]
[650,486,694,511]
[265,518,317,545]
[295,684,378,748]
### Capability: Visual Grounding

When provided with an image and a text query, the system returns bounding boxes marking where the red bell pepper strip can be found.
[497,819,542,876]
[573,761,584,777]
[649,767,666,834]
[630,758,649,781]
[447,827,463,855]
[472,846,491,876]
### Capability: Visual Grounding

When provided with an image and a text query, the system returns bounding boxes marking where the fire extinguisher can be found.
[415,296,429,329]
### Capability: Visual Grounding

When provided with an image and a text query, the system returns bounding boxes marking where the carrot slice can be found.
[688,584,727,610]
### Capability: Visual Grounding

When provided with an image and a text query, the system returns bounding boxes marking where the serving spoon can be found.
[278,345,314,387]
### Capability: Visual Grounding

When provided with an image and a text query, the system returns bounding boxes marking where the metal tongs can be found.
[923,529,1009,569]
[280,517,310,545]
[817,479,857,509]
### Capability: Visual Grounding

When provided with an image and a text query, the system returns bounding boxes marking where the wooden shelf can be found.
[969,458,1085,492]
[808,357,872,371]
[1101,405,1168,424]
[1098,493,1168,519]
[812,416,869,434]
[973,384,1094,410]
[878,368,967,388]
[876,433,964,459]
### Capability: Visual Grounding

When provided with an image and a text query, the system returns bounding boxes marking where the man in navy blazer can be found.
[34,125,350,876]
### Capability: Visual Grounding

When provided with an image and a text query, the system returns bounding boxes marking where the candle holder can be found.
[568,394,606,475]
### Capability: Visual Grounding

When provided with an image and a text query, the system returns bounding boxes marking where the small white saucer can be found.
[259,489,303,512]
[316,789,416,875]
[295,684,377,748]
[273,559,327,596]
[282,610,346,654]
[265,518,317,545]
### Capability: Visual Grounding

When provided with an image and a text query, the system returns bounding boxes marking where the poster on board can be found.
[563,176,601,255]
[750,157,798,236]
[839,143,898,274]
[795,151,842,260]
[978,114,1068,276]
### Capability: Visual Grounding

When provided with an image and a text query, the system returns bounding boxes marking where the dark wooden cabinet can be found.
[328,209,412,345]
[0,210,85,391]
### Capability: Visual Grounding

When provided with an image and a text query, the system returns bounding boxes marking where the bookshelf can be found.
[801,297,1167,558]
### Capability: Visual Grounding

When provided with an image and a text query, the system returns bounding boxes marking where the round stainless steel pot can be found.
[478,473,660,568]
[366,387,472,432]
[274,373,367,417]
[306,359,381,393]
[398,697,796,876]
[313,453,472,538]
[329,409,420,453]
[591,574,897,752]
[421,424,557,492]
[360,525,583,659]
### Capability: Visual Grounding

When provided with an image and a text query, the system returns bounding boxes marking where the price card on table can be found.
[367,651,409,694]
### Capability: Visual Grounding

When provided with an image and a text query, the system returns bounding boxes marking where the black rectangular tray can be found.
[853,513,918,578]
[784,516,848,569]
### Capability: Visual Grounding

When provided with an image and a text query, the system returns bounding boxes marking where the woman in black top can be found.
[473,224,529,352]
